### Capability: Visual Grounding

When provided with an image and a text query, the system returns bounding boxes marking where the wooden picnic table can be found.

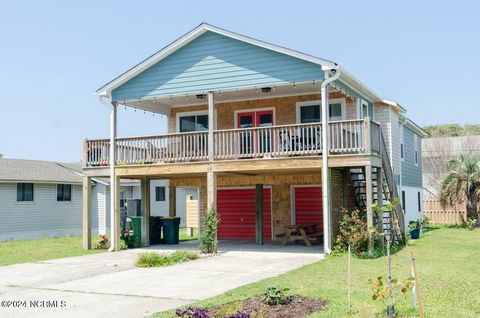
[281,223,322,247]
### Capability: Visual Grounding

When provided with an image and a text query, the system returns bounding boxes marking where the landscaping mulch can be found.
[208,295,326,318]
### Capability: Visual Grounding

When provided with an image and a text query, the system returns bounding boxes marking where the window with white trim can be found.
[400,125,404,161]
[297,100,345,123]
[17,183,34,202]
[155,186,166,202]
[414,134,419,165]
[179,114,208,132]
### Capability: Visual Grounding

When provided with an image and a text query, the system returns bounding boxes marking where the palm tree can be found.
[439,154,480,224]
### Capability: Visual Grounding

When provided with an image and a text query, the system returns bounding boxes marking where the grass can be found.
[136,250,199,267]
[154,227,480,318]
[0,236,103,267]
[179,227,198,242]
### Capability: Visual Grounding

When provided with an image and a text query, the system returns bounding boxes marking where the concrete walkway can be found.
[0,242,323,318]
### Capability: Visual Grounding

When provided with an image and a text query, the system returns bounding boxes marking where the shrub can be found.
[466,218,477,231]
[136,250,199,267]
[94,235,110,249]
[262,287,291,306]
[200,206,219,254]
[334,208,368,253]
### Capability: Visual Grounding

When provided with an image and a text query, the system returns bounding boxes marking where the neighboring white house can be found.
[0,158,195,241]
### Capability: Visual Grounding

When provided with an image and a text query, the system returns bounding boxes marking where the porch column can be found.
[169,184,176,217]
[82,176,92,250]
[141,178,151,247]
[207,91,217,213]
[255,184,264,245]
[376,167,384,250]
[365,165,374,255]
[109,102,120,252]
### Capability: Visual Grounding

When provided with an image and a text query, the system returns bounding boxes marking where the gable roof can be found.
[96,23,339,98]
[0,159,83,184]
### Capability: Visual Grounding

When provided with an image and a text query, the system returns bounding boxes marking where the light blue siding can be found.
[112,31,325,101]
[401,126,423,188]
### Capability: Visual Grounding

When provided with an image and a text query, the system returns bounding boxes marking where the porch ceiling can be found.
[121,82,338,115]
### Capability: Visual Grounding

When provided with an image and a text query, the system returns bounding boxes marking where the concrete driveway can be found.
[0,242,322,318]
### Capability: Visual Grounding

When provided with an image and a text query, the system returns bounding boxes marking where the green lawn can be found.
[179,227,198,242]
[0,236,103,267]
[154,227,480,318]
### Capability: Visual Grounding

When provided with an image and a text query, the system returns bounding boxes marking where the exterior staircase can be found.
[349,131,405,244]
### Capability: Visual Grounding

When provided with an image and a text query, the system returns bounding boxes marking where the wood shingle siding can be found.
[112,31,325,101]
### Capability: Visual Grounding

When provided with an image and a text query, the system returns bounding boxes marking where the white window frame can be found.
[400,124,405,161]
[360,99,371,119]
[176,110,213,132]
[295,98,346,123]
[414,134,419,166]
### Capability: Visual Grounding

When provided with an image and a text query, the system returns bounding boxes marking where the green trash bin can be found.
[149,216,162,245]
[161,217,181,244]
[130,216,142,248]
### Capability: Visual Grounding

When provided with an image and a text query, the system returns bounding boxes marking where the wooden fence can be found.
[423,198,467,224]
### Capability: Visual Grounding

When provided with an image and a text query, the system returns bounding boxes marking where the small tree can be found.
[200,206,219,254]
[439,154,480,224]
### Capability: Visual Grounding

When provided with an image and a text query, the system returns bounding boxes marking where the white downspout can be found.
[321,67,341,254]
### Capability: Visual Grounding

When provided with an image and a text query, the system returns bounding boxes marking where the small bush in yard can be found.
[262,287,291,306]
[136,250,199,267]
[94,235,109,249]
[333,208,369,254]
[200,206,219,254]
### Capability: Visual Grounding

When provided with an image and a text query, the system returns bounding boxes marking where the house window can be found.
[401,190,406,211]
[414,134,419,165]
[17,183,34,202]
[155,186,166,202]
[297,100,345,123]
[400,125,404,160]
[417,192,421,212]
[179,114,208,132]
[57,184,72,201]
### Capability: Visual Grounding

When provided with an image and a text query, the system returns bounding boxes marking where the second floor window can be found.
[400,125,404,160]
[414,134,419,165]
[17,183,34,202]
[155,186,166,201]
[179,114,208,132]
[57,184,72,201]
[298,101,345,123]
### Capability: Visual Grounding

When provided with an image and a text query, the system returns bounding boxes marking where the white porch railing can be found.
[84,118,381,167]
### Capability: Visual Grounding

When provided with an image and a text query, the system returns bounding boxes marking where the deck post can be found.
[169,184,176,217]
[141,178,151,247]
[207,91,217,213]
[82,176,92,250]
[108,102,120,252]
[365,165,374,256]
[255,184,264,245]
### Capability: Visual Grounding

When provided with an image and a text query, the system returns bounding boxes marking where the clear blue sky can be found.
[1,0,479,162]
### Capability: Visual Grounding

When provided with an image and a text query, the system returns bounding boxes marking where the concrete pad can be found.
[0,243,322,318]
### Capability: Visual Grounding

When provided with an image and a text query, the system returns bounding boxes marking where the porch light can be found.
[196,94,207,99]
[261,87,272,93]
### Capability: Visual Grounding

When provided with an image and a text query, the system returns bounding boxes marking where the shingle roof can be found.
[0,158,83,184]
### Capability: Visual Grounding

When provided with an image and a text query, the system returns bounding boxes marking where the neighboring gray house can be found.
[0,158,84,241]
[0,158,194,241]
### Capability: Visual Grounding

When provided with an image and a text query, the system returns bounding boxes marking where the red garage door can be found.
[294,186,323,231]
[217,188,271,240]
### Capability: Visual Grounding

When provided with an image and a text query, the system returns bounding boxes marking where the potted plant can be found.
[409,220,421,239]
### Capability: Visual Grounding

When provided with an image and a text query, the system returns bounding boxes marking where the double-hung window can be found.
[297,99,346,123]
[57,184,72,201]
[17,183,34,202]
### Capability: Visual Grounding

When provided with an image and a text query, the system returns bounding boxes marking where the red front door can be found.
[237,110,274,156]
[294,186,323,231]
[217,188,272,240]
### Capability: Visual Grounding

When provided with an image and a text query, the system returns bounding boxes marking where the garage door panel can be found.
[294,187,323,231]
[217,188,271,240]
